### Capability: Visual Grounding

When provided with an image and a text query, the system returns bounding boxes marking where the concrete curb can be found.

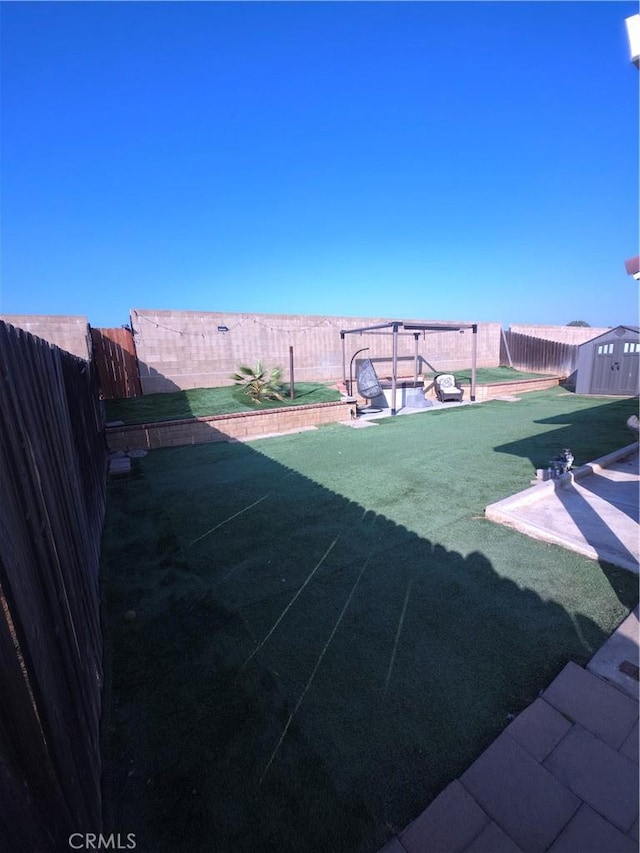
[568,442,640,483]
[588,606,640,700]
[485,442,639,573]
[485,442,640,516]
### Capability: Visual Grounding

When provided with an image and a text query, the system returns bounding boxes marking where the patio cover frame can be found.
[340,321,478,415]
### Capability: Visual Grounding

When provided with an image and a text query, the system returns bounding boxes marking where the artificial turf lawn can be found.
[104,369,550,425]
[421,365,552,384]
[100,387,639,852]
[104,382,341,424]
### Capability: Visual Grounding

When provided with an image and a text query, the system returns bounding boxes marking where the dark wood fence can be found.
[0,320,107,850]
[91,327,142,400]
[500,330,578,377]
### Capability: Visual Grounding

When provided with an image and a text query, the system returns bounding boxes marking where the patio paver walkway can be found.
[380,645,639,853]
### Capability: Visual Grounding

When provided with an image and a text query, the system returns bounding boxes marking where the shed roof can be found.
[577,325,640,347]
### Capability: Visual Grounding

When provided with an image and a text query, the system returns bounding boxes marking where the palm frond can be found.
[232,359,285,403]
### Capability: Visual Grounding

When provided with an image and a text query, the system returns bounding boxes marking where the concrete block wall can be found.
[106,399,352,451]
[131,309,502,394]
[509,324,611,345]
[472,375,564,401]
[0,315,91,360]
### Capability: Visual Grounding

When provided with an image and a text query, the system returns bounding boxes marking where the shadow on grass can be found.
[104,365,197,424]
[493,394,639,604]
[104,382,340,425]
[100,430,638,853]
[493,395,638,471]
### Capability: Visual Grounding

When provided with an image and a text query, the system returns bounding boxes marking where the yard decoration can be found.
[549,447,575,477]
[231,361,286,404]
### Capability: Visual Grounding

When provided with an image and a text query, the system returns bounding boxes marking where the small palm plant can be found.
[231,361,286,404]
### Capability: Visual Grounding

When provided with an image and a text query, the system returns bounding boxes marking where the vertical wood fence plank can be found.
[91,327,142,400]
[0,320,107,849]
[501,331,578,377]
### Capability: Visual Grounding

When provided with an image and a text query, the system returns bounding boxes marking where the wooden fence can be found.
[91,327,141,400]
[0,321,107,849]
[500,330,578,377]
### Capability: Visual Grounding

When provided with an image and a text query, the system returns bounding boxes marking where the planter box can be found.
[419,374,564,402]
[472,375,565,401]
[106,399,353,452]
[359,375,565,408]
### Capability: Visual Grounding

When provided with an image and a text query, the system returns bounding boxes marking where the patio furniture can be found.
[356,358,384,411]
[434,373,464,402]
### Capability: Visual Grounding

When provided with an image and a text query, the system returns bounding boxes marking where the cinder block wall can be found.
[0,315,91,360]
[106,399,352,451]
[131,309,503,394]
[509,324,610,345]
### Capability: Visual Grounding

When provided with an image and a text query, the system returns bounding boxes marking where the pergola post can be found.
[391,323,399,415]
[339,321,480,413]
[501,327,513,367]
[471,324,478,401]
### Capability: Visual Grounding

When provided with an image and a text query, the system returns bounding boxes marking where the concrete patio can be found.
[485,445,639,574]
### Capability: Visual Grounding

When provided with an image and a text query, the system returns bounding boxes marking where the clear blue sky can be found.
[1,1,638,329]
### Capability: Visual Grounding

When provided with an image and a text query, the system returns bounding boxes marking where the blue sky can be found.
[1,1,638,329]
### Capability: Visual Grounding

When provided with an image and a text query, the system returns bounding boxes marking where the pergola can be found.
[340,321,478,415]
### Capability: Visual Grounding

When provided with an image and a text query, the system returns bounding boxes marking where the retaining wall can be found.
[107,375,565,453]
[470,375,565,401]
[106,399,353,451]
[131,309,502,394]
[354,375,566,407]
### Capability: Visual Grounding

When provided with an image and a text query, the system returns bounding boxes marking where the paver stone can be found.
[548,803,638,853]
[460,732,580,853]
[543,724,639,832]
[399,780,489,853]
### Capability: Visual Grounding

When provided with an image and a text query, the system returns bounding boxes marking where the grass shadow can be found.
[100,409,638,851]
[104,383,340,425]
[493,393,638,470]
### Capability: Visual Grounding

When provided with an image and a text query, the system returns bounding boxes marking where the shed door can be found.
[590,339,639,395]
[619,341,640,395]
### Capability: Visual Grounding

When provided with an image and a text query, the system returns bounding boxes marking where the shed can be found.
[575,325,640,395]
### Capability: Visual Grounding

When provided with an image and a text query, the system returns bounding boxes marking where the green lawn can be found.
[438,365,557,384]
[104,382,341,424]
[100,387,638,852]
[104,369,553,425]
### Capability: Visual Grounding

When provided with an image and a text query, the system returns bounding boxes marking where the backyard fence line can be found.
[2,314,589,402]
[500,330,578,377]
[0,320,107,850]
[130,310,504,395]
